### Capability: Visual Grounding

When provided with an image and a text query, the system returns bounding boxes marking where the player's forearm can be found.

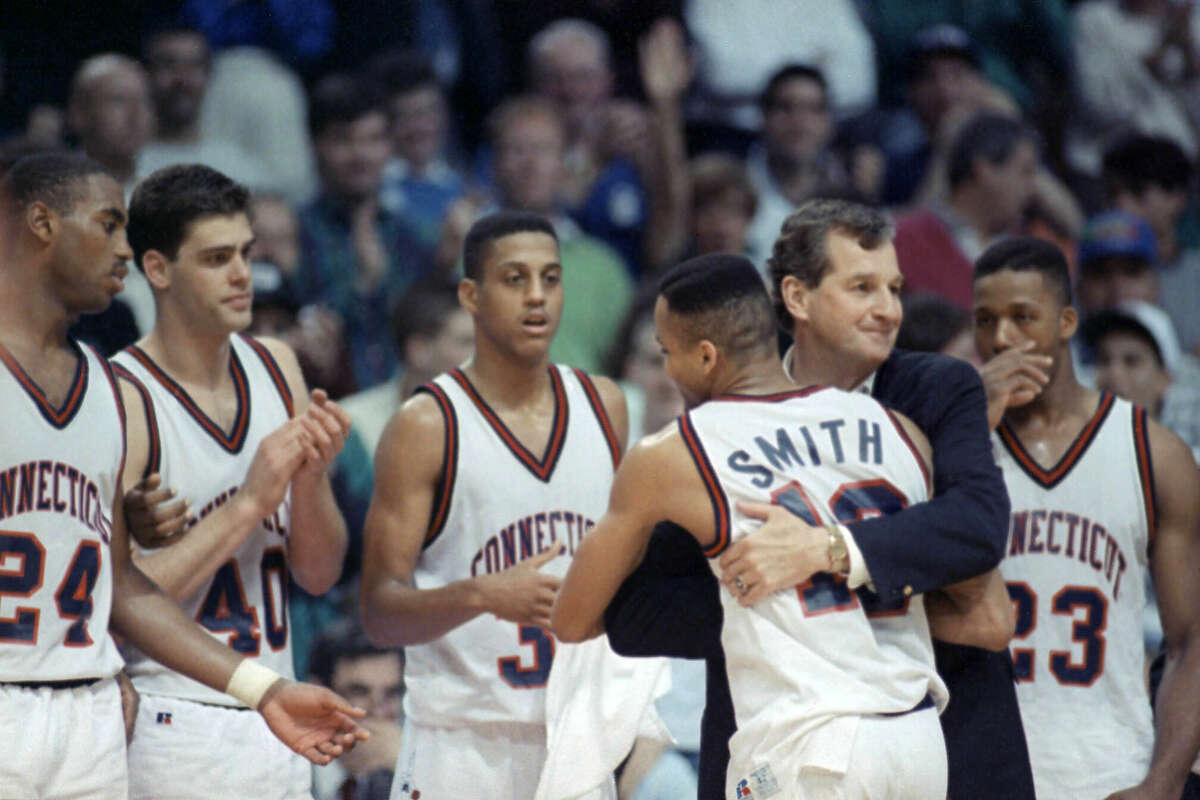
[134,495,264,600]
[362,576,489,647]
[286,474,347,595]
[925,569,1015,651]
[1144,634,1200,795]
[111,562,243,692]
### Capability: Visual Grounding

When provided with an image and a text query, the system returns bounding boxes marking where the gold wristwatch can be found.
[826,524,850,576]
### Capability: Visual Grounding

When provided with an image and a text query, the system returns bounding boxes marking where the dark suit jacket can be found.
[604,349,1035,800]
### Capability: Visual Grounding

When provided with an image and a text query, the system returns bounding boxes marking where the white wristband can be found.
[225,659,282,709]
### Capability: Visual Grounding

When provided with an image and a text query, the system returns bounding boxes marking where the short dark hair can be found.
[391,278,462,351]
[760,64,828,112]
[768,198,893,328]
[308,73,386,140]
[946,113,1038,190]
[896,293,970,353]
[1081,311,1166,368]
[127,164,250,270]
[974,236,1073,306]
[690,153,757,218]
[658,253,777,359]
[308,618,400,687]
[2,152,112,217]
[367,49,440,99]
[1102,134,1193,197]
[462,210,558,280]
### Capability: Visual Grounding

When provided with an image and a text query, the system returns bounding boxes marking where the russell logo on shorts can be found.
[735,765,780,799]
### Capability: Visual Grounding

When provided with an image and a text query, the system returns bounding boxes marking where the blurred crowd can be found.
[6,1,1200,796]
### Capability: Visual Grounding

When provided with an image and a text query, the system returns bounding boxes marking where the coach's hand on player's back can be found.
[479,544,564,628]
[720,502,829,606]
[259,679,370,766]
[124,472,195,547]
[978,340,1051,430]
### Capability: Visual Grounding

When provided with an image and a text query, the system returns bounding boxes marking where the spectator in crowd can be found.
[372,50,466,254]
[744,64,863,268]
[685,0,877,146]
[250,194,302,275]
[308,620,405,800]
[1084,301,1200,458]
[1068,0,1200,178]
[1075,210,1162,313]
[487,94,633,374]
[893,112,1039,309]
[1103,134,1200,354]
[138,26,270,191]
[66,54,156,341]
[896,292,980,366]
[527,17,690,276]
[688,153,758,259]
[294,73,432,393]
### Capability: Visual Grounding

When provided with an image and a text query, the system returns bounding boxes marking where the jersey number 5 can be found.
[771,480,910,617]
[1006,582,1108,686]
[0,531,101,646]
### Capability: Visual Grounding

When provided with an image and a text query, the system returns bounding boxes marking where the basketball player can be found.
[110,164,354,799]
[360,210,630,799]
[973,236,1200,799]
[0,153,364,799]
[552,253,996,799]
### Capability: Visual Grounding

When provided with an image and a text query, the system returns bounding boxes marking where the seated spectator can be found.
[307,619,405,800]
[688,153,758,259]
[744,64,865,269]
[249,194,301,276]
[66,54,156,341]
[896,292,979,366]
[893,112,1038,309]
[371,50,466,253]
[1083,301,1200,459]
[604,292,684,441]
[487,95,634,374]
[1067,0,1200,178]
[294,74,432,392]
[1103,134,1200,354]
[138,25,270,192]
[1075,210,1162,311]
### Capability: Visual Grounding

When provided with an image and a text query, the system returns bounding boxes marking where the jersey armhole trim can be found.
[239,334,295,418]
[1133,406,1157,545]
[415,382,458,549]
[93,348,128,491]
[883,408,931,497]
[112,363,160,481]
[678,413,731,558]
[571,368,621,469]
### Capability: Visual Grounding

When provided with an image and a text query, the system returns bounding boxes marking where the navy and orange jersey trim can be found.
[112,363,161,481]
[711,385,827,403]
[998,392,1116,489]
[884,408,932,496]
[239,334,294,418]
[123,344,252,454]
[414,382,459,549]
[448,366,568,483]
[93,347,128,484]
[679,412,732,557]
[0,339,89,429]
[572,368,621,469]
[1132,405,1157,545]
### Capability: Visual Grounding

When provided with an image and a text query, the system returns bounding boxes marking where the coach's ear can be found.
[779,275,810,323]
[141,250,171,291]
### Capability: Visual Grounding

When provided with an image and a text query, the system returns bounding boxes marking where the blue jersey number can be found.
[498,625,555,688]
[197,552,293,655]
[0,531,103,646]
[771,480,910,617]
[1005,582,1107,685]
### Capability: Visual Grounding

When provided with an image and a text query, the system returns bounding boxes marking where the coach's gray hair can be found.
[767,198,894,329]
[528,19,611,78]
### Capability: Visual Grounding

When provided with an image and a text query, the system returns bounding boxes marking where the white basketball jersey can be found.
[994,393,1155,799]
[111,335,296,706]
[0,342,125,681]
[403,366,622,728]
[683,387,946,784]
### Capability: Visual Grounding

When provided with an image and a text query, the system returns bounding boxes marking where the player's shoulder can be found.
[236,333,297,369]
